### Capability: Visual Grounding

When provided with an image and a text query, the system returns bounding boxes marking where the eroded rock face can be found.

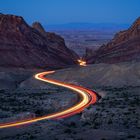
[32,22,79,61]
[85,17,140,64]
[0,14,79,69]
[83,47,96,59]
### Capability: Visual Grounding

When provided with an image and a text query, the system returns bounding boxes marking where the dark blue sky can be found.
[0,0,140,25]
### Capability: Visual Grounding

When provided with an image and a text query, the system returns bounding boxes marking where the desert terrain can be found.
[0,62,140,140]
[0,13,140,140]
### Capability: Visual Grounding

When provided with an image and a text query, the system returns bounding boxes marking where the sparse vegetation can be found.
[0,71,140,140]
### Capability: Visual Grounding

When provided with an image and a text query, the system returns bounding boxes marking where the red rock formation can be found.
[32,22,79,61]
[85,17,140,64]
[83,47,96,59]
[0,14,79,69]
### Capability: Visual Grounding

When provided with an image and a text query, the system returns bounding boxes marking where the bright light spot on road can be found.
[78,59,87,66]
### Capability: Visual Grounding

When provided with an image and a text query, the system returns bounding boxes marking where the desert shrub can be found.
[108,119,113,124]
[101,138,106,140]
[127,135,136,138]
[64,128,72,134]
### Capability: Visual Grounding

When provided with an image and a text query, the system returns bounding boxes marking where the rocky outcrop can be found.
[32,22,46,35]
[85,17,140,64]
[32,22,79,61]
[0,14,79,69]
[83,47,96,59]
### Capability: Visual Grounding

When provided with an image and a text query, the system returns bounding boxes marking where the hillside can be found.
[85,17,140,64]
[46,62,140,88]
[0,14,79,69]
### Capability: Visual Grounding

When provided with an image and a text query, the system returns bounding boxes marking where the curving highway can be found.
[0,70,97,129]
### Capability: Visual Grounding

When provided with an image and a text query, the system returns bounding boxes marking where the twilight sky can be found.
[0,0,140,25]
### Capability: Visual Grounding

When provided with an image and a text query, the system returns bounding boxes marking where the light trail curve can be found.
[0,71,97,129]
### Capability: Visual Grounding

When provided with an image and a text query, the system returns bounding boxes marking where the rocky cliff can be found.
[0,14,79,69]
[85,17,140,64]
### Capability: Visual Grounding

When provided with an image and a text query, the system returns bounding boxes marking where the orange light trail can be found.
[0,71,97,129]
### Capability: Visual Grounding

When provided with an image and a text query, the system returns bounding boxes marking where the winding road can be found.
[0,70,97,129]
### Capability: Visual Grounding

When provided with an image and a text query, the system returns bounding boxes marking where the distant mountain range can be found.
[45,22,130,31]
